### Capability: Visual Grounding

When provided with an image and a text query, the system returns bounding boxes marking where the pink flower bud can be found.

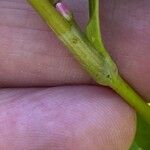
[55,1,72,21]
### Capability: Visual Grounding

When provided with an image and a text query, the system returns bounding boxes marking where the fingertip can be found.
[0,86,136,150]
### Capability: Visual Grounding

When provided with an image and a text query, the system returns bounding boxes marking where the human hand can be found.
[0,0,149,149]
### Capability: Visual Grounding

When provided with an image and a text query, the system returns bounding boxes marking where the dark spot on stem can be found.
[106,74,111,79]
[72,37,78,44]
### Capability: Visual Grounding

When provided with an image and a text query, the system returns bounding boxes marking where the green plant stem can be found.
[112,76,150,124]
[27,0,118,86]
[28,0,150,124]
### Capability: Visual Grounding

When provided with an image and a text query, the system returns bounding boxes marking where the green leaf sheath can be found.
[27,0,150,124]
[86,0,104,50]
[86,0,113,59]
[27,0,118,86]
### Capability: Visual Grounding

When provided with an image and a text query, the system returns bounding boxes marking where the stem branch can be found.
[28,0,150,124]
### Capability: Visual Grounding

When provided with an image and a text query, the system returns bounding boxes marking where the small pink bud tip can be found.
[56,1,72,21]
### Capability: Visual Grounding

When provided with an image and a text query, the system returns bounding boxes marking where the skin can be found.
[0,0,149,149]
